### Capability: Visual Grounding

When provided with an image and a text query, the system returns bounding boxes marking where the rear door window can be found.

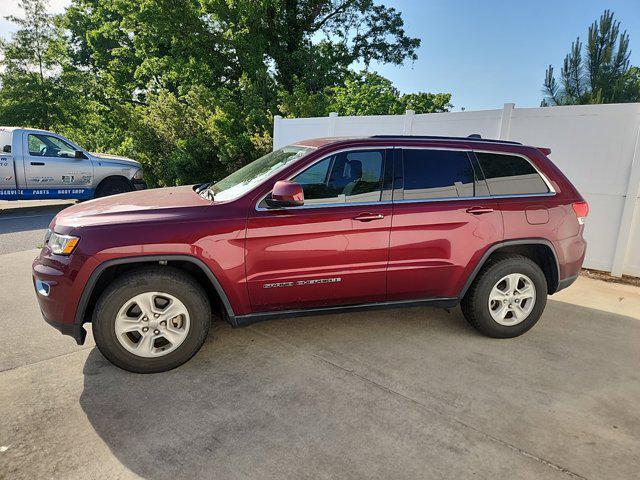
[401,149,478,200]
[475,152,549,195]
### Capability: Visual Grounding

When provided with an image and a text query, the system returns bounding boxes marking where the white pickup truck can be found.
[0,127,146,200]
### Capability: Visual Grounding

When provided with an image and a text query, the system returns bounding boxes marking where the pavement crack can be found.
[453,419,588,480]
[249,326,589,480]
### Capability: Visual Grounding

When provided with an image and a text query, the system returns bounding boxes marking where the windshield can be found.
[207,145,314,201]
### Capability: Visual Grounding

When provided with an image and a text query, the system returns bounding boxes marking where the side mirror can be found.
[266,180,304,208]
[74,150,86,159]
[2,145,10,153]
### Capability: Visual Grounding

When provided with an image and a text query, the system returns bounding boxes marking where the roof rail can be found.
[369,135,522,145]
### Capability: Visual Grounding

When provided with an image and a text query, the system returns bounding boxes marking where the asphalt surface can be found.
[1,202,639,479]
[0,201,75,254]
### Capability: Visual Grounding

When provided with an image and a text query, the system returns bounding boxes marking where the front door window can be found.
[28,134,76,158]
[291,149,385,205]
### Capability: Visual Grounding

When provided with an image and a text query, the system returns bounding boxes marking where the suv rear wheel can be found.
[92,267,211,373]
[461,254,547,338]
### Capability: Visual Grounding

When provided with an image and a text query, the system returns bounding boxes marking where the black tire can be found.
[95,177,133,198]
[92,267,211,373]
[461,254,547,338]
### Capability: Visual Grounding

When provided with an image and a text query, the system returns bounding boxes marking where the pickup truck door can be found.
[0,152,17,196]
[22,132,93,190]
[245,148,393,313]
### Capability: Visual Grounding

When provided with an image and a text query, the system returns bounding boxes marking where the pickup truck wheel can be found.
[461,254,547,338]
[92,267,211,373]
[95,177,132,197]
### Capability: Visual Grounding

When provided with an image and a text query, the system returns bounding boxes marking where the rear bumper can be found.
[556,273,579,293]
[552,233,586,288]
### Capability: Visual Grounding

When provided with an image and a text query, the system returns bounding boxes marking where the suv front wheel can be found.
[461,254,548,338]
[92,266,211,373]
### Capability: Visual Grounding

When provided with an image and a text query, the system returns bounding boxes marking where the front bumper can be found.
[40,306,87,344]
[132,179,147,191]
[32,249,89,345]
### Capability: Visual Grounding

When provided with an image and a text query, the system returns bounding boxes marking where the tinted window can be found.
[402,149,476,200]
[290,149,384,205]
[475,152,549,195]
[293,157,331,185]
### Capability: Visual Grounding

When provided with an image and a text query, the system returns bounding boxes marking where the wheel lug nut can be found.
[142,317,148,322]
[142,326,149,332]
[154,329,160,335]
[154,314,159,318]
[160,320,167,326]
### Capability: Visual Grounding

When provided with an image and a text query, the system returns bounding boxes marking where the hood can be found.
[90,152,141,168]
[53,185,210,229]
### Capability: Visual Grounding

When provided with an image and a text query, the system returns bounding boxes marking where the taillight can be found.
[572,201,589,225]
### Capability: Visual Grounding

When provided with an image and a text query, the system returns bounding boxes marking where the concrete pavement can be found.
[1,210,639,479]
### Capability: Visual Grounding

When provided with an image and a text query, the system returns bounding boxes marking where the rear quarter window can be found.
[475,152,549,196]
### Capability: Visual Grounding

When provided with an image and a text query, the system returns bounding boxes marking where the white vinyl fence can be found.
[273,103,640,277]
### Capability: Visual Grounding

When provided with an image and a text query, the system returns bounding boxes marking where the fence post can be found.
[273,115,282,151]
[611,122,640,277]
[328,112,338,137]
[498,103,515,139]
[403,110,415,135]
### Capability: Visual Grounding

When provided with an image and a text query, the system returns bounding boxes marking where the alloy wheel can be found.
[114,291,190,358]
[488,273,536,326]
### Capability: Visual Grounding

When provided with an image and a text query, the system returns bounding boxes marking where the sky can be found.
[1,0,639,111]
[372,0,640,110]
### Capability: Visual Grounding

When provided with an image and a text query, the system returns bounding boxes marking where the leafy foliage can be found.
[1,0,451,186]
[542,10,640,106]
[327,71,452,116]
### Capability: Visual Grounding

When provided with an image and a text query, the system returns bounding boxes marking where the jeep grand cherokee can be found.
[33,135,588,373]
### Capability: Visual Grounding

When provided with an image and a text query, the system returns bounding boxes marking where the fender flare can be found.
[73,255,235,344]
[458,238,560,298]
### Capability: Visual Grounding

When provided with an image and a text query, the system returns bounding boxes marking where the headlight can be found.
[132,168,144,180]
[47,231,80,255]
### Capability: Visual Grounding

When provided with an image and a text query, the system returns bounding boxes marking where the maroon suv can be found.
[33,135,588,373]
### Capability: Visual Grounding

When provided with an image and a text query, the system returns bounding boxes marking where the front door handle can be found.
[354,213,384,222]
[466,206,494,215]
[30,162,45,166]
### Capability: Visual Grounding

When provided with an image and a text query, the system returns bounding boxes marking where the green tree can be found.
[542,10,640,106]
[327,71,451,116]
[0,0,118,150]
[63,0,421,101]
[0,0,65,129]
[58,0,432,185]
[0,0,452,187]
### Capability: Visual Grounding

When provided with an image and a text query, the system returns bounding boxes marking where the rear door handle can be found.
[30,162,45,166]
[354,213,384,222]
[466,206,494,215]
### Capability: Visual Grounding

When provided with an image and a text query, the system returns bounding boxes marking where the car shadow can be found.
[79,301,640,479]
